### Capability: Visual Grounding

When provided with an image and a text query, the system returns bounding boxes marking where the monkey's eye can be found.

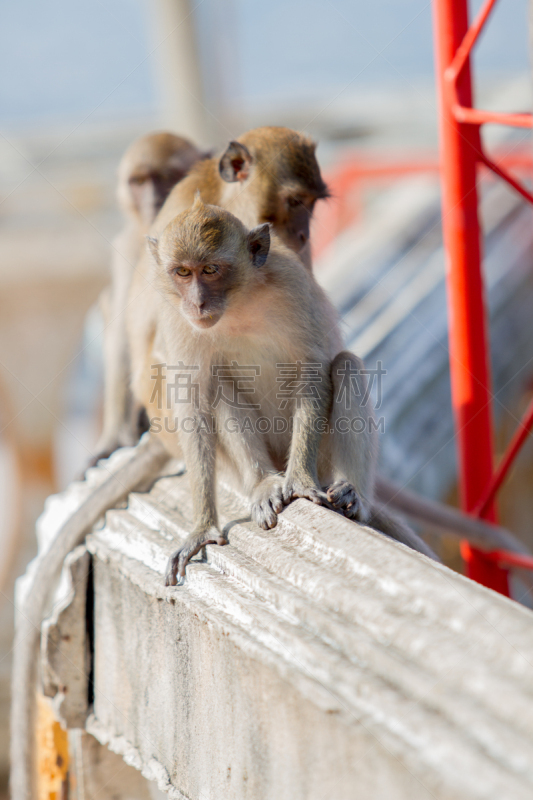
[174,266,192,277]
[286,196,302,208]
[202,265,219,275]
[130,175,148,186]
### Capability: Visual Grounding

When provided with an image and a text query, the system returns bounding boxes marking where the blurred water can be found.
[0,0,530,125]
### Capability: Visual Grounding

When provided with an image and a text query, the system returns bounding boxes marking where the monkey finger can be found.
[326,480,361,518]
[270,485,284,514]
[304,488,335,510]
[326,479,354,503]
[165,531,227,586]
[165,552,182,586]
[283,481,334,511]
[252,500,278,530]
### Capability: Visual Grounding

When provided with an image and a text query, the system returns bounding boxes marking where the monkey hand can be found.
[251,474,285,530]
[282,472,334,513]
[325,480,365,521]
[165,527,227,586]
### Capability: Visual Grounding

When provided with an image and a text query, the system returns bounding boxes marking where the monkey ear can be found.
[219,141,253,183]
[146,236,160,263]
[247,223,271,267]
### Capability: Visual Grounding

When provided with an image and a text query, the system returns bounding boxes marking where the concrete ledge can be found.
[36,459,532,800]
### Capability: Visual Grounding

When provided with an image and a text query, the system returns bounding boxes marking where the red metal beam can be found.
[479,154,533,205]
[446,0,498,81]
[433,0,507,593]
[475,396,533,517]
[454,107,533,128]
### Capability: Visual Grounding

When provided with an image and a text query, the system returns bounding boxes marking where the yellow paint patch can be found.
[36,692,69,800]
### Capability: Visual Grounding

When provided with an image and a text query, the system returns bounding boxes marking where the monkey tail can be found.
[367,504,440,562]
[10,434,168,800]
[375,475,529,555]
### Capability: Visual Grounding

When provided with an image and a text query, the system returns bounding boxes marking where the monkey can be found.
[130,196,437,583]
[122,126,329,453]
[91,132,208,466]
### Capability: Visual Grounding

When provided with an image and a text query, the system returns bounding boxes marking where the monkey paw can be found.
[251,475,285,530]
[165,528,227,586]
[326,480,363,521]
[282,475,334,512]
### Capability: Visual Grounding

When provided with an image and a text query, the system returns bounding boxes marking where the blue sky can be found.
[0,0,529,123]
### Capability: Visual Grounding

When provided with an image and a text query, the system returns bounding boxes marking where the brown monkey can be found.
[92,132,208,465]
[134,196,436,583]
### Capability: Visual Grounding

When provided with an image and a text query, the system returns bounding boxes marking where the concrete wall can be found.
[33,450,533,799]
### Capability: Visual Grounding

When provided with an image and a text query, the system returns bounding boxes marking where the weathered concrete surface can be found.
[52,465,533,800]
[41,546,91,729]
[68,730,165,800]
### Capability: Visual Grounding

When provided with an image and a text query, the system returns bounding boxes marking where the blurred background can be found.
[1,0,533,786]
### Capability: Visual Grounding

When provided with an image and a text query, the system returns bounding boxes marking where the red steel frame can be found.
[433,0,533,595]
[311,0,533,596]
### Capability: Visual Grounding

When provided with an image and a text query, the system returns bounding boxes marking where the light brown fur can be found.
[91,132,207,465]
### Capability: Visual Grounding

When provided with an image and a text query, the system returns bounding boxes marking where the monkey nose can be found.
[298,231,308,246]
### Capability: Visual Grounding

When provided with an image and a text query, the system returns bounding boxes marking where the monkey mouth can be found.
[188,313,221,330]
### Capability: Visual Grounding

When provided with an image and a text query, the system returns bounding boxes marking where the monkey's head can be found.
[118,132,208,227]
[147,194,271,331]
[218,127,329,265]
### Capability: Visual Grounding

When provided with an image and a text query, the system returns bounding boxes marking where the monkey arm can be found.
[98,261,134,450]
[91,233,142,467]
[282,386,334,511]
[164,411,226,586]
[318,351,379,522]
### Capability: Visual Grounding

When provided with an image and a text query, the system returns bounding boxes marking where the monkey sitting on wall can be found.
[134,195,437,584]
[93,131,208,465]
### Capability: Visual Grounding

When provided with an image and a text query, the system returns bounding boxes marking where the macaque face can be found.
[167,259,233,329]
[150,203,271,332]
[218,131,329,261]
[120,132,207,226]
[274,188,320,255]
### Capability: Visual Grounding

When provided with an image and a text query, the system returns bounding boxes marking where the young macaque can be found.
[92,132,208,465]
[132,195,435,584]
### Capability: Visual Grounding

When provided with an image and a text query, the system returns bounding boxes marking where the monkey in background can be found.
[92,132,208,465]
[158,126,329,268]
